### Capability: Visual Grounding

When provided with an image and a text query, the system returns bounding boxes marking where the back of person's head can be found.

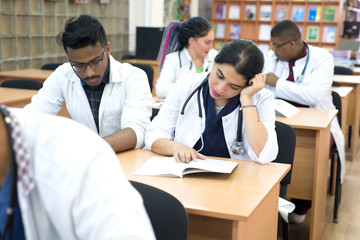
[215,39,264,81]
[56,14,108,53]
[157,16,212,71]
[271,20,301,40]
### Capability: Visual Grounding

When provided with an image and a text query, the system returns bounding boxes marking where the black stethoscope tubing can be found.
[180,76,244,154]
[178,50,209,72]
[275,43,310,83]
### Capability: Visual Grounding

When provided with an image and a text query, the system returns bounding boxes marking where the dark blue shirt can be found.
[0,171,26,240]
[81,72,110,133]
[193,82,240,158]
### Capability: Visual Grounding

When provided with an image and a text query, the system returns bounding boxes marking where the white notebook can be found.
[134,157,238,178]
[275,99,300,118]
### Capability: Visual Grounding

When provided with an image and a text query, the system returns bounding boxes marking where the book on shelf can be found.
[258,24,272,41]
[292,6,305,22]
[244,5,256,20]
[214,41,225,51]
[215,4,227,19]
[215,23,226,38]
[258,44,270,55]
[308,6,321,22]
[229,24,241,39]
[134,156,239,178]
[323,6,336,22]
[228,5,240,20]
[260,5,272,21]
[322,26,336,43]
[276,5,289,21]
[306,26,320,42]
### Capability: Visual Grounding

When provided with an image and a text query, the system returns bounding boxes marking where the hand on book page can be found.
[275,99,300,118]
[134,157,238,178]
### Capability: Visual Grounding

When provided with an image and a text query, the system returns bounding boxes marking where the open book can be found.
[275,99,300,118]
[134,157,238,178]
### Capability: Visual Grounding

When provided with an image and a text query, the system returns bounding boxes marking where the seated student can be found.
[262,20,345,224]
[155,16,218,98]
[146,39,278,164]
[25,14,152,153]
[0,105,155,240]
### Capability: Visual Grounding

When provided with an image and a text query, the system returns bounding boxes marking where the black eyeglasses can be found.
[70,48,106,72]
[271,39,294,50]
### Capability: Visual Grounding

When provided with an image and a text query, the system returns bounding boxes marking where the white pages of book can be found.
[134,156,238,178]
[275,99,300,118]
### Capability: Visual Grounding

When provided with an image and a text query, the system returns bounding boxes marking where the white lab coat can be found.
[155,48,218,98]
[8,108,155,240]
[25,55,152,148]
[263,44,346,180]
[146,72,278,164]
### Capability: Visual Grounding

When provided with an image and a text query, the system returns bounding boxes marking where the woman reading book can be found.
[146,39,278,164]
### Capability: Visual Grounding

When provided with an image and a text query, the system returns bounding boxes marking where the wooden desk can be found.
[332,86,353,138]
[352,67,360,75]
[277,108,337,240]
[0,69,53,85]
[0,87,38,107]
[121,59,159,96]
[0,87,70,117]
[117,149,290,240]
[333,74,360,161]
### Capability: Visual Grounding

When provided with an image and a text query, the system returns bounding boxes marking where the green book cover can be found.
[324,6,336,22]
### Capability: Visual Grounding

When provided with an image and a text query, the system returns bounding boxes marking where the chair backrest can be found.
[131,63,154,92]
[273,121,296,197]
[121,54,136,60]
[130,181,188,240]
[334,66,353,75]
[331,91,342,127]
[0,79,43,90]
[41,63,61,70]
[151,108,159,121]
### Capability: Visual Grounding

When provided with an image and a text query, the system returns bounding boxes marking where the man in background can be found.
[262,19,345,224]
[25,14,152,152]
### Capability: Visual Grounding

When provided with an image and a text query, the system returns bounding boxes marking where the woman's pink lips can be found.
[212,88,221,97]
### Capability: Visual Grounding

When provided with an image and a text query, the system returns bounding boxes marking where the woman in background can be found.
[155,16,218,98]
[147,40,278,164]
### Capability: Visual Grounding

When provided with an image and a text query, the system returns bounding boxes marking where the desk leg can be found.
[342,83,360,161]
[310,126,331,240]
[187,184,280,240]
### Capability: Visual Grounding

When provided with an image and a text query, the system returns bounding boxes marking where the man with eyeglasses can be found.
[25,15,152,153]
[262,20,345,225]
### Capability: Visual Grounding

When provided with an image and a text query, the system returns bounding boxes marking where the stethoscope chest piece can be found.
[231,141,245,155]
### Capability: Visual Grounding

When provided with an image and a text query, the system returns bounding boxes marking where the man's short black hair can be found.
[56,14,108,52]
[271,20,301,40]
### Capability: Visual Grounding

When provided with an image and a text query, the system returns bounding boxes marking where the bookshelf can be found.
[0,0,129,71]
[212,0,344,51]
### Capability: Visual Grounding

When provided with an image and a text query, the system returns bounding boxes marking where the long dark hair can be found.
[157,17,212,72]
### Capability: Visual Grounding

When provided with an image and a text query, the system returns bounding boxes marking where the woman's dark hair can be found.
[215,39,264,81]
[56,14,108,52]
[157,16,212,71]
[177,16,211,49]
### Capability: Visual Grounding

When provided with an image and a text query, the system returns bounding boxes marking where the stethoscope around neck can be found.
[276,43,310,84]
[0,107,18,240]
[178,50,209,72]
[180,76,245,155]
